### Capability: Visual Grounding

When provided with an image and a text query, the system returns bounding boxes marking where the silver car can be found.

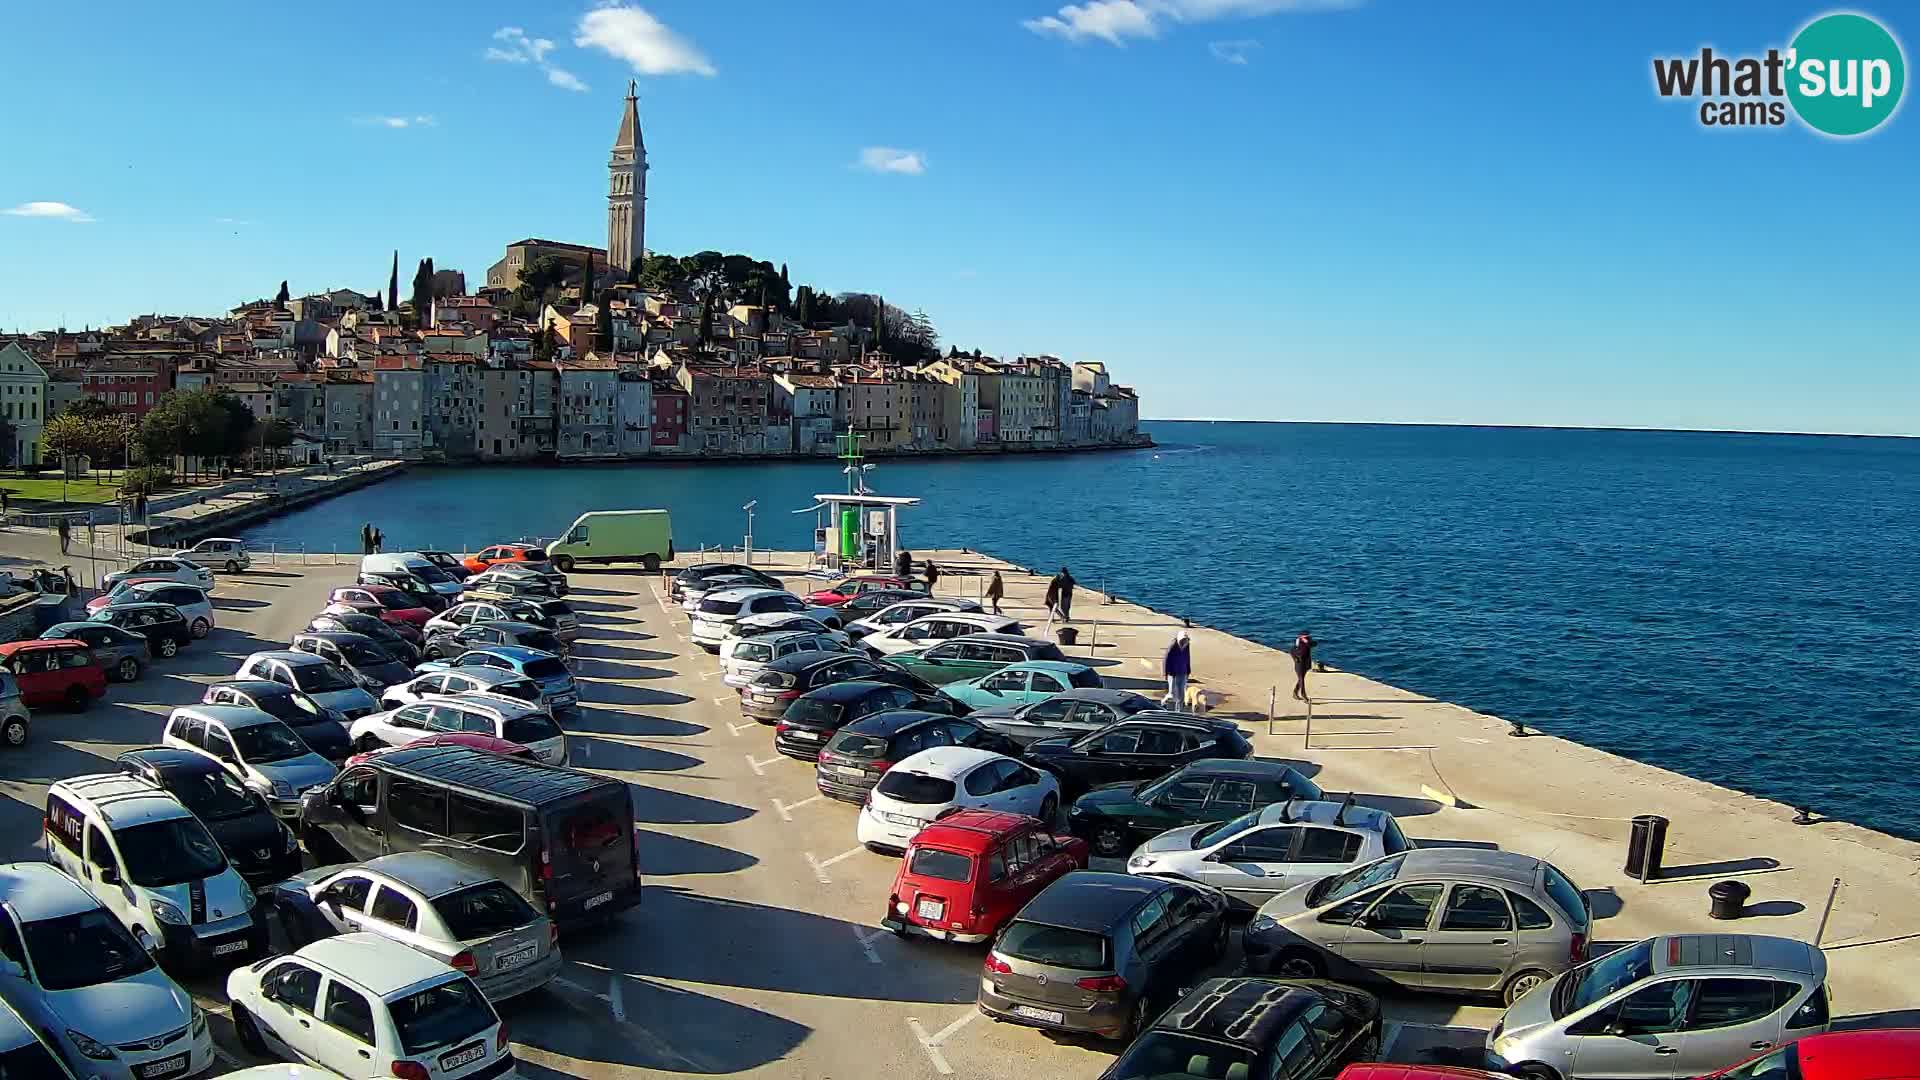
[0,674,29,747]
[1243,847,1592,1006]
[1125,798,1412,909]
[1487,934,1830,1079]
[380,667,546,711]
[264,852,561,1002]
[42,621,151,682]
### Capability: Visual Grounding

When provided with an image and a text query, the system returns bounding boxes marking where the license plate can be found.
[138,1056,189,1079]
[583,890,614,911]
[750,691,773,701]
[884,812,924,828]
[1011,1006,1064,1025]
[552,693,577,706]
[439,1043,487,1071]
[212,939,250,956]
[496,945,538,971]
[835,765,866,777]
[789,730,818,741]
[915,897,945,920]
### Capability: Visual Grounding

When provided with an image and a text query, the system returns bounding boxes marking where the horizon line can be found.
[1141,418,1919,441]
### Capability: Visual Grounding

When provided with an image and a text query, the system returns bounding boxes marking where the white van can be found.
[44,774,267,970]
[359,553,463,599]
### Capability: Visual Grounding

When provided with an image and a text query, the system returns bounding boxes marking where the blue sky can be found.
[3,1,1915,433]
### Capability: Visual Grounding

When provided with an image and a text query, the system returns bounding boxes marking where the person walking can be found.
[361,523,373,555]
[1049,566,1077,621]
[371,526,384,553]
[1291,631,1316,702]
[56,517,71,555]
[895,547,913,580]
[985,570,1005,615]
[1163,630,1192,711]
[924,561,940,593]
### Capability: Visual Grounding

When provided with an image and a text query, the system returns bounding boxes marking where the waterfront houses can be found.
[0,342,49,467]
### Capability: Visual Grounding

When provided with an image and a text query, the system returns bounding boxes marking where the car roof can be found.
[128,580,201,594]
[1334,1067,1504,1080]
[1651,934,1825,976]
[947,632,1052,648]
[1395,847,1544,887]
[50,773,192,827]
[118,747,225,776]
[1018,871,1168,931]
[1173,759,1306,781]
[1253,799,1389,832]
[805,679,901,702]
[296,631,378,646]
[0,639,80,653]
[98,602,182,615]
[212,679,293,698]
[912,809,1035,854]
[175,704,288,730]
[483,620,546,635]
[358,852,500,899]
[891,746,1004,778]
[247,650,328,667]
[296,932,460,997]
[1002,660,1093,674]
[842,709,949,737]
[773,651,865,673]
[370,744,619,806]
[1153,978,1321,1050]
[431,667,531,686]
[338,584,403,596]
[467,645,550,663]
[440,692,544,718]
[705,586,787,601]
[0,862,109,922]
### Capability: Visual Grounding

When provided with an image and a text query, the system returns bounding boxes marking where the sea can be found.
[241,421,1920,839]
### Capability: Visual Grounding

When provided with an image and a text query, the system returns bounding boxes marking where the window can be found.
[1157,780,1212,810]
[1507,891,1556,929]
[1368,884,1443,930]
[321,875,374,911]
[388,778,448,835]
[1295,828,1364,865]
[1137,728,1184,755]
[337,770,377,809]
[1100,728,1141,753]
[1688,979,1790,1031]
[1129,893,1170,944]
[1541,863,1587,924]
[1791,983,1830,1028]
[84,826,114,869]
[1439,884,1513,930]
[173,714,206,747]
[1029,673,1066,693]
[963,765,1000,798]
[1219,827,1295,863]
[448,794,524,852]
[264,963,323,1014]
[980,670,1025,692]
[1605,980,1696,1037]
[368,886,419,929]
[1208,780,1257,811]
[324,982,377,1043]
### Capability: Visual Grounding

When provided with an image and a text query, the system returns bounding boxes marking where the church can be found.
[484,82,648,292]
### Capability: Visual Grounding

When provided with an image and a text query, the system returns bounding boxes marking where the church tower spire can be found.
[608,80,647,280]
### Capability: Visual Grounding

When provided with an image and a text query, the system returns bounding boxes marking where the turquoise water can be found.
[243,421,1920,837]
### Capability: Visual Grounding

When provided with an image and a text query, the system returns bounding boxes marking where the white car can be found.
[855,746,1059,853]
[103,557,214,592]
[380,669,546,712]
[350,694,568,765]
[108,581,217,639]
[689,588,835,653]
[861,612,1026,657]
[1123,798,1412,908]
[718,612,849,650]
[162,706,339,819]
[172,537,250,574]
[0,863,213,1080]
[227,932,514,1080]
[720,630,848,688]
[844,596,982,640]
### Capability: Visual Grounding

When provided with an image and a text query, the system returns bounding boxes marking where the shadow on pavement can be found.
[628,782,755,826]
[589,682,693,708]
[574,643,676,663]
[509,971,809,1074]
[570,709,707,739]
[575,736,701,773]
[637,828,758,875]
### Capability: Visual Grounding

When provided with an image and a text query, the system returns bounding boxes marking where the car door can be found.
[329,769,386,860]
[312,872,376,934]
[1125,893,1180,1004]
[1332,882,1442,987]
[359,883,425,950]
[1127,725,1189,782]
[1080,725,1144,788]
[996,695,1075,743]
[315,978,381,1077]
[995,761,1048,816]
[256,961,325,1063]
[972,668,1029,708]
[80,823,139,929]
[1679,978,1803,1072]
[1021,670,1068,705]
[960,761,1001,811]
[1423,882,1517,990]
[1192,825,1299,905]
[1137,775,1213,836]
[1569,978,1697,1078]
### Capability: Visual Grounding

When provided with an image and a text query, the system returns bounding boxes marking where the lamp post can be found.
[742,500,756,564]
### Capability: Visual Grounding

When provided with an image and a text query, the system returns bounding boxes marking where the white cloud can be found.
[2,201,94,222]
[547,67,590,92]
[1025,0,1352,45]
[487,25,590,91]
[1208,38,1260,63]
[213,216,258,226]
[856,147,927,175]
[356,115,436,129]
[574,3,716,76]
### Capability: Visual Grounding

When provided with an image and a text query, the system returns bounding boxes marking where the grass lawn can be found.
[0,474,125,506]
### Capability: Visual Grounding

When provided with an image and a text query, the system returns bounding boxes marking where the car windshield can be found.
[339,641,395,665]
[1555,939,1653,1018]
[522,657,568,680]
[115,817,228,886]
[432,883,540,941]
[785,698,843,726]
[293,663,355,693]
[996,921,1108,969]
[907,847,973,882]
[1104,1032,1255,1080]
[1192,807,1264,848]
[387,977,498,1055]
[734,642,774,663]
[875,772,957,805]
[1310,854,1405,906]
[20,908,156,992]
[700,598,744,616]
[502,713,562,744]
[0,1040,66,1080]
[825,730,889,758]
[254,690,326,725]
[409,564,453,584]
[169,770,260,820]
[231,721,311,763]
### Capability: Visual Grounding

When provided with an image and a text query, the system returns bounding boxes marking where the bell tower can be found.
[608,80,647,278]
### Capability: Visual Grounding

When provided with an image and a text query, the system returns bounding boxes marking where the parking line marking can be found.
[805,847,863,883]
[774,794,824,821]
[712,696,737,706]
[607,972,627,1022]
[1379,1021,1401,1062]
[907,1010,978,1075]
[747,754,781,776]
[699,669,723,679]
[728,720,758,737]
[852,925,886,964]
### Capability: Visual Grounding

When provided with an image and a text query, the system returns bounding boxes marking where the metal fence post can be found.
[1814,878,1842,946]
[1303,697,1314,749]
[1267,687,1277,737]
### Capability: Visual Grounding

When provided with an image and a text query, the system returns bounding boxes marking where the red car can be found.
[1336,1068,1503,1080]
[462,542,550,576]
[0,640,107,710]
[324,584,434,627]
[82,576,171,614]
[882,809,1087,944]
[1702,1028,1920,1079]
[808,575,926,607]
[346,732,536,766]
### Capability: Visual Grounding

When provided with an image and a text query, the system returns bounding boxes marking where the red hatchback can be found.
[0,640,107,710]
[1702,1028,1920,1079]
[883,809,1087,944]
[325,584,434,627]
[808,575,925,607]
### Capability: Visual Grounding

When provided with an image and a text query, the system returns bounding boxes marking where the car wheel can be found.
[63,685,89,711]
[1,717,27,747]
[117,658,140,682]
[1513,1066,1562,1080]
[232,1006,268,1055]
[1350,1026,1380,1062]
[226,559,242,574]
[158,636,179,658]
[1037,794,1058,826]
[641,553,660,573]
[1504,968,1554,1006]
[554,554,576,573]
[1271,947,1325,980]
[1091,824,1129,858]
[190,618,210,639]
[1116,995,1152,1043]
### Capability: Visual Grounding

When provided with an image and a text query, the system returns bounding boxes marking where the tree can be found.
[692,270,727,348]
[67,397,114,421]
[780,263,790,290]
[0,415,15,468]
[255,418,295,470]
[640,253,686,293]
[42,413,93,469]
[388,251,399,313]
[795,285,814,325]
[274,281,290,310]
[410,258,434,324]
[370,289,383,313]
[629,256,645,284]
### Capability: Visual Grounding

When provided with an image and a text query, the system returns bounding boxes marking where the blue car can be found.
[416,645,579,711]
[938,659,1103,711]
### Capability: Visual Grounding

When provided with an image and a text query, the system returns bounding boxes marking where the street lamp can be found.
[742,500,756,564]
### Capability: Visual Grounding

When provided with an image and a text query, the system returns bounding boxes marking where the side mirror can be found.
[97,866,121,886]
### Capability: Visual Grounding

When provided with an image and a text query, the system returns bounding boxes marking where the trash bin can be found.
[1708,880,1750,920]
[1056,627,1079,647]
[1624,814,1669,880]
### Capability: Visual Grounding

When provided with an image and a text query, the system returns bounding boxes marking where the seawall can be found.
[127,461,408,548]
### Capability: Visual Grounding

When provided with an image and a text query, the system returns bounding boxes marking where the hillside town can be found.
[0,83,1143,469]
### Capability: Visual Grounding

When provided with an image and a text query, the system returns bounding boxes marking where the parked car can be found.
[41,621,151,683]
[816,710,1019,802]
[226,932,513,1080]
[91,582,214,638]
[306,611,423,663]
[1101,978,1382,1080]
[968,687,1156,746]
[722,629,848,688]
[978,871,1230,1041]
[881,809,1087,943]
[345,732,536,767]
[161,706,339,820]
[358,570,450,614]
[831,587,933,623]
[44,774,267,969]
[81,577,171,613]
[461,576,561,604]
[350,694,567,765]
[380,668,546,712]
[862,613,1027,657]
[1069,759,1325,858]
[692,588,839,652]
[0,975,139,1080]
[740,651,945,723]
[361,553,465,601]
[299,744,641,929]
[86,602,192,659]
[776,681,964,761]
[938,660,1103,711]
[1486,934,1831,1079]
[0,640,105,711]
[234,651,381,721]
[883,633,1072,686]
[670,562,778,602]
[1024,714,1255,797]
[103,557,213,592]
[115,748,303,886]
[201,680,353,763]
[843,596,984,640]
[1244,848,1592,1006]
[290,632,415,692]
[415,646,578,714]
[1128,798,1412,908]
[171,537,250,573]
[1338,1069,1504,1080]
[807,575,926,607]
[428,598,577,643]
[461,542,550,576]
[0,674,29,747]
[857,747,1060,853]
[324,585,433,629]
[420,620,568,662]
[464,560,566,595]
[720,611,849,651]
[419,550,472,581]
[260,852,561,1002]
[676,574,767,614]
[0,862,215,1079]
[544,509,672,573]
[1699,1029,1920,1080]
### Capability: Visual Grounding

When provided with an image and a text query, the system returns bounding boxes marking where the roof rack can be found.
[1276,798,1293,824]
[1335,793,1355,826]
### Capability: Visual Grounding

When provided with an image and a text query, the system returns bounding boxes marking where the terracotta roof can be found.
[786,375,839,389]
[373,356,421,371]
[422,352,479,365]
[224,382,275,393]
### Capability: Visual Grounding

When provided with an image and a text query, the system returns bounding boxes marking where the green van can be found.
[545,509,675,572]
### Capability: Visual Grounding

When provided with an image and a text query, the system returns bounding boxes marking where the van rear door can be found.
[537,785,641,925]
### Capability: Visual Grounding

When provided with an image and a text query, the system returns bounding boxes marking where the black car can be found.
[86,601,193,658]
[1022,714,1254,798]
[419,550,472,581]
[967,687,1158,746]
[815,710,1018,802]
[1068,759,1324,858]
[1096,978,1381,1079]
[775,683,965,761]
[834,588,930,620]
[307,610,423,662]
[359,570,449,612]
[670,562,779,601]
[741,651,952,723]
[422,619,568,661]
[201,678,354,763]
[289,631,415,691]
[115,748,302,886]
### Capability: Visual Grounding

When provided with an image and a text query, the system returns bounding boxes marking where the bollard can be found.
[1267,687,1277,737]
[1303,695,1313,748]
[1625,815,1670,882]
[1707,880,1750,920]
